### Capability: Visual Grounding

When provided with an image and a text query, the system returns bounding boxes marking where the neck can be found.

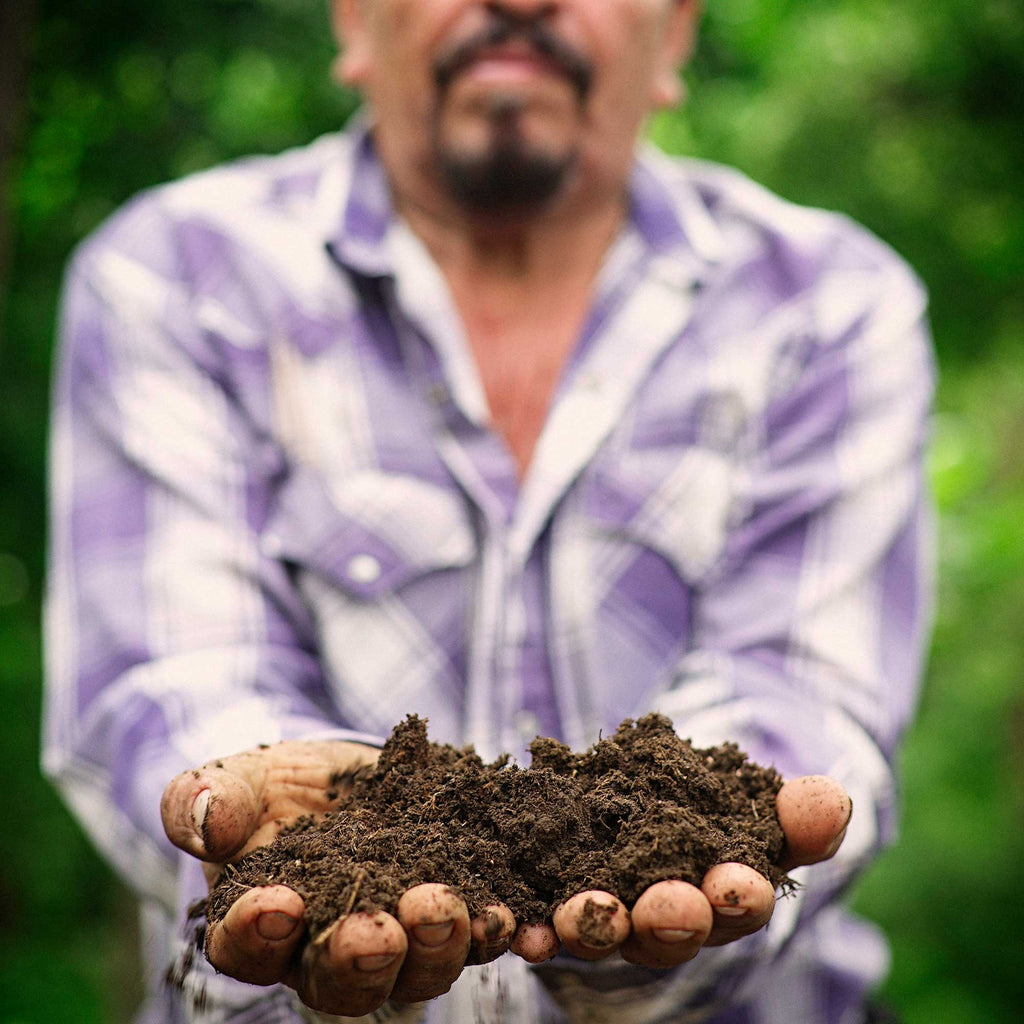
[390,178,630,479]
[394,183,628,302]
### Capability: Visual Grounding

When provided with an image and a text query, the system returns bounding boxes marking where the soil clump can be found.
[205,713,791,944]
[203,712,786,950]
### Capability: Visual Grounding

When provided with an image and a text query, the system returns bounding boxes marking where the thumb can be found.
[161,757,264,863]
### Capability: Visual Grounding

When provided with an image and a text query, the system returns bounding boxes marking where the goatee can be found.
[435,94,576,216]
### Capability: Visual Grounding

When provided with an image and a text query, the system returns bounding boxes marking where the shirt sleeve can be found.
[43,206,380,915]
[651,253,936,998]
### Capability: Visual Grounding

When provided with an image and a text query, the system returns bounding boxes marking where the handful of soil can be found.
[205,713,791,943]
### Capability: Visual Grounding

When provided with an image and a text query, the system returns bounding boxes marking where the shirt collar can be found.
[325,114,724,280]
[324,116,395,278]
[630,141,725,269]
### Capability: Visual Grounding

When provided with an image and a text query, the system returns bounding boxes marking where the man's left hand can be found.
[513,774,852,968]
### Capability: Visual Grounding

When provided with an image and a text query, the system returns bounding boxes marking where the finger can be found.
[294,911,407,1017]
[390,884,471,1003]
[161,742,379,863]
[467,904,516,965]
[620,880,712,968]
[777,775,853,869]
[205,885,306,986]
[552,891,631,961]
[510,922,561,964]
[701,863,775,947]
[161,761,264,862]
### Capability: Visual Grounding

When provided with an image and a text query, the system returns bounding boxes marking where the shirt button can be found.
[346,553,382,585]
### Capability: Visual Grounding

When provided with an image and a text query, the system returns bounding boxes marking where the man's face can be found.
[334,0,699,216]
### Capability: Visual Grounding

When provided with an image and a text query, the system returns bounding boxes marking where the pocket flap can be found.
[266,467,476,598]
[586,447,735,584]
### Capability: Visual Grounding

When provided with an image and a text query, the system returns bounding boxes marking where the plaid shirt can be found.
[46,120,934,1024]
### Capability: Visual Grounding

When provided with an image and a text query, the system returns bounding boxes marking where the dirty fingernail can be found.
[413,921,455,947]
[355,953,400,972]
[190,789,211,840]
[480,909,506,941]
[652,927,696,943]
[715,906,748,917]
[256,911,300,941]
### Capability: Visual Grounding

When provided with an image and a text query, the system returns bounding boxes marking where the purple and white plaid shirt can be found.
[45,120,934,1024]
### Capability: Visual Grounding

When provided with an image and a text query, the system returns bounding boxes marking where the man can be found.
[45,1,934,1022]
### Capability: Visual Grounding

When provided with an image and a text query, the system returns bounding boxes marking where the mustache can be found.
[433,9,594,100]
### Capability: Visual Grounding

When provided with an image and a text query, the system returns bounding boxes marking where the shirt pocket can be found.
[584,444,737,586]
[264,466,477,598]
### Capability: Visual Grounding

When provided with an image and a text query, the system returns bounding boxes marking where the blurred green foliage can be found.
[1,1,1021,1021]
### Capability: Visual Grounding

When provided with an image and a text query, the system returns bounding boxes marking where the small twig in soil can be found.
[343,868,368,917]
[312,867,367,947]
[217,863,256,896]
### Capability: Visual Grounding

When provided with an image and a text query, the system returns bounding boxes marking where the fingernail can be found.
[191,789,211,841]
[652,927,696,943]
[413,921,455,947]
[825,823,849,859]
[715,906,748,917]
[256,911,300,941]
[355,953,400,972]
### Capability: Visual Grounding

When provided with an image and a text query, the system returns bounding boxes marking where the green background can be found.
[1,1,1021,1021]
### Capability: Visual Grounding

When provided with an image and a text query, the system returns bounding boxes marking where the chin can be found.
[437,140,576,216]
[434,101,581,214]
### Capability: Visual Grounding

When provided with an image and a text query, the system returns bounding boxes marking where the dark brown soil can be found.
[205,714,791,943]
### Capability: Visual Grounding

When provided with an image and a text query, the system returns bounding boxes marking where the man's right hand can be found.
[160,741,517,1017]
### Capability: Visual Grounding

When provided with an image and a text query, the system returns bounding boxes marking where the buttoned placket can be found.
[513,256,707,751]
[382,231,520,761]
